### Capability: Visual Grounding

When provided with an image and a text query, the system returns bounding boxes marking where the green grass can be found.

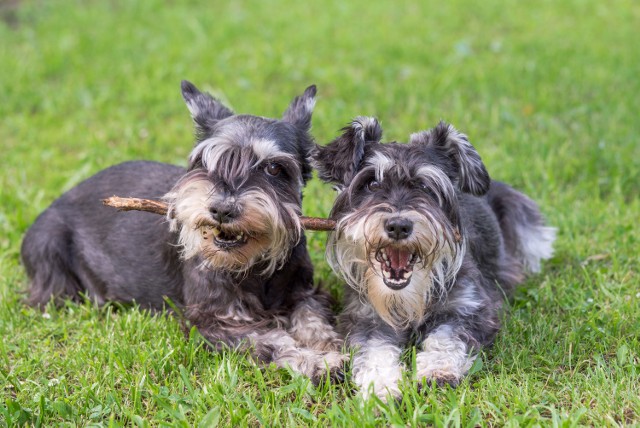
[1,0,639,425]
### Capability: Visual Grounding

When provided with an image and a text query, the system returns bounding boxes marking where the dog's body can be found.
[22,82,344,381]
[314,118,555,399]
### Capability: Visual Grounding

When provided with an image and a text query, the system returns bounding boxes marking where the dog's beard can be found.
[164,175,301,276]
[327,206,464,328]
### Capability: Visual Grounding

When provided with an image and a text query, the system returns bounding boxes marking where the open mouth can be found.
[375,247,420,290]
[201,226,249,250]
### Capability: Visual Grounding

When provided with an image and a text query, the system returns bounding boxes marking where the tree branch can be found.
[102,196,336,231]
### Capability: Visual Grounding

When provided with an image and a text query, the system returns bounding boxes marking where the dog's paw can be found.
[415,325,475,389]
[277,348,349,384]
[354,364,404,402]
[415,350,472,389]
[415,369,462,390]
[313,350,350,384]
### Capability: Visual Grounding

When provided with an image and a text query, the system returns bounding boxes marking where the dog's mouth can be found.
[201,226,249,250]
[375,247,420,290]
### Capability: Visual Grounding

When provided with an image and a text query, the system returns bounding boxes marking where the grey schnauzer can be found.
[21,81,345,382]
[313,117,555,399]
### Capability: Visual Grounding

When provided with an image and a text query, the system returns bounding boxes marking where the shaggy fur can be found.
[314,117,555,399]
[21,81,345,382]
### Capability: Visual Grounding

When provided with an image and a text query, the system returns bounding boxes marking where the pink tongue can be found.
[388,247,411,271]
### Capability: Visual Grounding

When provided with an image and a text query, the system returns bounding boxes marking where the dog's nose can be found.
[209,203,237,224]
[384,218,413,240]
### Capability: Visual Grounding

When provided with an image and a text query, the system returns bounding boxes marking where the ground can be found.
[0,0,638,426]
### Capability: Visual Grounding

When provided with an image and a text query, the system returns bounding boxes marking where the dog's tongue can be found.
[388,247,411,271]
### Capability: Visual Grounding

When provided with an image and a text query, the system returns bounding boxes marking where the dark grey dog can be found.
[21,81,345,381]
[313,117,555,399]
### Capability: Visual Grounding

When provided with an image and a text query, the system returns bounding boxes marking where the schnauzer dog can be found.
[313,117,556,399]
[21,81,345,381]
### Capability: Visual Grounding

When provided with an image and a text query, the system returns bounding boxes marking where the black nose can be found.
[385,218,413,240]
[209,203,237,224]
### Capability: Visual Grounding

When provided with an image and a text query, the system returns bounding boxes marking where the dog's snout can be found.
[209,203,238,224]
[384,218,413,240]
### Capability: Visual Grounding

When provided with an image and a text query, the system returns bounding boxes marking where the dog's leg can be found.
[416,274,501,387]
[21,216,86,307]
[288,292,343,352]
[342,303,408,401]
[185,304,345,383]
[248,329,346,383]
[415,323,476,387]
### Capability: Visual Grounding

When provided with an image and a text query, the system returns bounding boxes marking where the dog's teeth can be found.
[236,234,243,240]
[382,252,388,261]
[212,228,221,237]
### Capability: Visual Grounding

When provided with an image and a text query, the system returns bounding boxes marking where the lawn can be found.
[1,0,639,426]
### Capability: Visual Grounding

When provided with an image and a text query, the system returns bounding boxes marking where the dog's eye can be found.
[368,180,382,191]
[265,162,282,177]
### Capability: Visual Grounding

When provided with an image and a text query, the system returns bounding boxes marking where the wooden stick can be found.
[102,196,336,231]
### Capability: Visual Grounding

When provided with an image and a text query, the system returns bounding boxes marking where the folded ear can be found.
[313,116,382,186]
[181,80,234,142]
[410,121,490,195]
[282,85,317,132]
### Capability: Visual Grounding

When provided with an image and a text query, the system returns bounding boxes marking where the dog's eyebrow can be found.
[415,165,455,197]
[365,152,394,181]
[251,139,296,163]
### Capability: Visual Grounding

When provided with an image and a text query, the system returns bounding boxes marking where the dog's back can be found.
[21,160,185,308]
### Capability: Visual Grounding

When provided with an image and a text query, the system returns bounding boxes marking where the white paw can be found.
[277,348,348,383]
[415,326,475,387]
[354,363,403,402]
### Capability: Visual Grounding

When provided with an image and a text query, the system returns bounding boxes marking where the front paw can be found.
[277,348,349,384]
[415,351,473,388]
[310,350,350,385]
[353,364,404,402]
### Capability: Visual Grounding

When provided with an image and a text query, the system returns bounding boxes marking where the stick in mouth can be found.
[101,196,337,231]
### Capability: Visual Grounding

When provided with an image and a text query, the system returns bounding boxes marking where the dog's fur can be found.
[314,117,556,399]
[21,81,345,381]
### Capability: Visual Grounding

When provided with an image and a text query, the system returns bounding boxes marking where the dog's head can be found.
[314,117,490,327]
[165,80,317,275]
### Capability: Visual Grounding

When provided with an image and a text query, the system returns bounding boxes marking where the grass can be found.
[1,0,639,425]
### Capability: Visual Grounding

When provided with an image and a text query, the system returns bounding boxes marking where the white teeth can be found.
[236,234,243,240]
[212,227,221,237]
[382,251,388,261]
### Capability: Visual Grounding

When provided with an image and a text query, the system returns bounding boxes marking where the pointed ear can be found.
[313,116,382,186]
[282,85,317,132]
[181,80,234,141]
[410,121,490,195]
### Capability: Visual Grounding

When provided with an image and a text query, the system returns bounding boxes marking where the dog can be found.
[313,117,556,399]
[21,81,345,382]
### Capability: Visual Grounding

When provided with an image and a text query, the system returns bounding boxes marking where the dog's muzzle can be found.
[375,246,421,290]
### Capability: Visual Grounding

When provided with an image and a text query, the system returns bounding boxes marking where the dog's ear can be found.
[313,116,382,186]
[181,80,234,141]
[282,85,317,132]
[410,121,490,195]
